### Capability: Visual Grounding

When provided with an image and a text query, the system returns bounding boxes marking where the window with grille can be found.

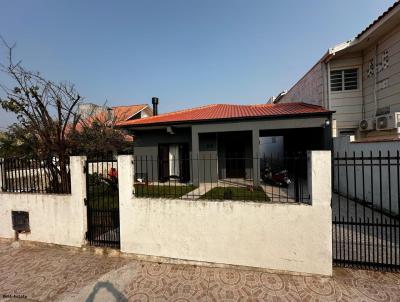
[330,68,358,91]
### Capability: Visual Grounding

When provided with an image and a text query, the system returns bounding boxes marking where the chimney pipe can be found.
[152,97,159,116]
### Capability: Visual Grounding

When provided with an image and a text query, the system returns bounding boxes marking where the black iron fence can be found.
[332,151,400,271]
[85,153,120,248]
[0,157,71,194]
[133,155,309,203]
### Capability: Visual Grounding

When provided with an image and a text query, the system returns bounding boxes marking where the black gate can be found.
[85,154,120,248]
[332,151,400,271]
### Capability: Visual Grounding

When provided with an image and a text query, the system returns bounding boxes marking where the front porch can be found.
[130,105,332,202]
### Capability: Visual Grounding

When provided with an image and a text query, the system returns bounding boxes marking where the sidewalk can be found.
[0,240,399,301]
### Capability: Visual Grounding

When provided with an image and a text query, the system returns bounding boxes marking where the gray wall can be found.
[279,62,324,107]
[198,133,218,183]
[333,136,400,214]
[133,128,192,182]
[216,132,253,180]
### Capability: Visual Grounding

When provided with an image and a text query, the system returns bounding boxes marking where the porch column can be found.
[191,128,200,186]
[252,129,260,186]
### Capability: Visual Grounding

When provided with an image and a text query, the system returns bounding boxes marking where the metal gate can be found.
[85,154,120,248]
[332,151,400,271]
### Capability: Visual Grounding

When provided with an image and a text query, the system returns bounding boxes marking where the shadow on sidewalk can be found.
[85,281,127,302]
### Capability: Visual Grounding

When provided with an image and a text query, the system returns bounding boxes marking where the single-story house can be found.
[118,100,333,186]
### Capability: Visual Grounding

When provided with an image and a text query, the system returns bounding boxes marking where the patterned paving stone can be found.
[0,241,400,301]
[289,274,338,302]
[0,242,130,301]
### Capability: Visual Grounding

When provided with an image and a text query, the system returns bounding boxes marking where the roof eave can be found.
[327,2,400,59]
[125,105,150,121]
[118,111,334,129]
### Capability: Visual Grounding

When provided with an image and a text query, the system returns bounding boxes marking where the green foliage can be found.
[134,184,197,198]
[200,186,269,202]
[0,124,38,157]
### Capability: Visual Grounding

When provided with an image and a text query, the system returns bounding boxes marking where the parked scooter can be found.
[262,166,291,187]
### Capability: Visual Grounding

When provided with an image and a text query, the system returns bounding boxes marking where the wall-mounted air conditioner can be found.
[358,118,376,132]
[376,112,400,131]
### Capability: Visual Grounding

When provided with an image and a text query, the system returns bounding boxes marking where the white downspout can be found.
[374,44,379,116]
[327,62,331,110]
[326,61,337,137]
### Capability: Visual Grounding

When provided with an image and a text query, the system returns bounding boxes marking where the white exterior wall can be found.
[281,24,400,133]
[363,26,400,118]
[118,152,332,276]
[0,156,87,247]
[329,55,364,130]
[279,62,324,106]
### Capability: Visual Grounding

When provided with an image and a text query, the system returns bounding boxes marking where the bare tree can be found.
[0,38,133,192]
[0,38,81,192]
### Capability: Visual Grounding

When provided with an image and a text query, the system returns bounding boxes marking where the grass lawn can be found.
[200,186,270,202]
[87,182,119,210]
[134,184,197,198]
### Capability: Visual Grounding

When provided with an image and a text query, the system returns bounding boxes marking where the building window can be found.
[330,68,358,92]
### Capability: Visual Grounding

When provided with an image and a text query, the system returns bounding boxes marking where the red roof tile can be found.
[117,102,331,127]
[112,104,149,121]
[73,104,149,132]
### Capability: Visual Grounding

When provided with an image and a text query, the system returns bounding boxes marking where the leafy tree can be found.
[0,124,38,158]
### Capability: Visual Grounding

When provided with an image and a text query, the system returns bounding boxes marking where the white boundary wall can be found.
[0,156,87,247]
[334,135,400,156]
[118,151,332,276]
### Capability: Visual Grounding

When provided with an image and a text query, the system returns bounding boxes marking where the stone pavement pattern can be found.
[0,241,400,301]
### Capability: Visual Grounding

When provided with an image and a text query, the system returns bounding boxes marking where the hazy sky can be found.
[0,0,396,129]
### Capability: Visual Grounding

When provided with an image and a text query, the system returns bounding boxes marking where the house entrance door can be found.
[225,142,246,178]
[158,143,190,182]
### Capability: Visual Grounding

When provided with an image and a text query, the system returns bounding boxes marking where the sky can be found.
[0,0,396,129]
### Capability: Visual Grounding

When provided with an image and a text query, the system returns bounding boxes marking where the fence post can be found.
[307,150,332,275]
[252,129,260,187]
[307,151,332,205]
[117,155,134,252]
[70,156,87,246]
[191,129,200,186]
[0,158,3,192]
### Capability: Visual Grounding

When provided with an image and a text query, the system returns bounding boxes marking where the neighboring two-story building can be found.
[275,1,400,142]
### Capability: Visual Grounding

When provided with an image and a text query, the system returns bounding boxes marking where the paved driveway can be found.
[0,241,399,301]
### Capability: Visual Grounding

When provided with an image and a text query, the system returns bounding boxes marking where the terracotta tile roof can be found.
[73,104,149,133]
[117,102,332,127]
[112,104,149,121]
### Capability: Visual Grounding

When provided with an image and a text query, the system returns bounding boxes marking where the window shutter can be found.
[330,68,358,91]
[344,69,358,90]
[330,70,343,91]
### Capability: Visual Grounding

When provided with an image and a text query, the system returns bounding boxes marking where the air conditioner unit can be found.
[376,112,400,131]
[358,118,376,131]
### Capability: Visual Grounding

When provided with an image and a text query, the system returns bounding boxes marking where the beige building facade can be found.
[277,2,400,141]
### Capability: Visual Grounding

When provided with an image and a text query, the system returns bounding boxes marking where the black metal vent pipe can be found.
[152,97,159,116]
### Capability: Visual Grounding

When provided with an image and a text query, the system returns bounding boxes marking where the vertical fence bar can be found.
[379,151,383,267]
[370,151,375,266]
[353,152,358,263]
[361,151,366,265]
[388,151,392,267]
